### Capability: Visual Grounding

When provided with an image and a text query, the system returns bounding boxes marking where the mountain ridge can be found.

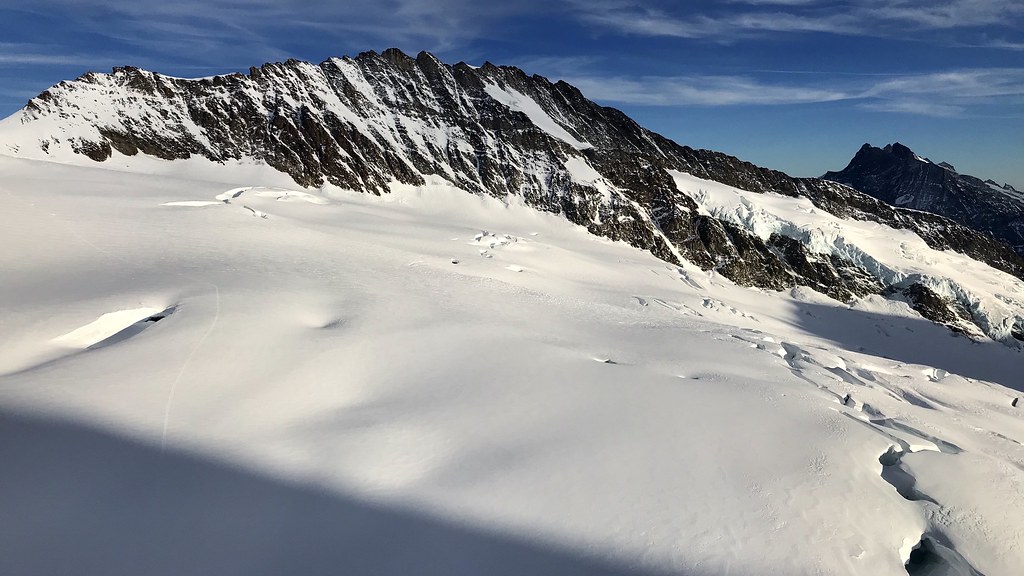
[3,48,1024,343]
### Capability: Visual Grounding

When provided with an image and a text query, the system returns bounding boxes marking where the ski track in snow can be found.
[161,283,219,450]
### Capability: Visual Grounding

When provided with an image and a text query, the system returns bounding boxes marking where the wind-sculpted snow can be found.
[2,156,1023,575]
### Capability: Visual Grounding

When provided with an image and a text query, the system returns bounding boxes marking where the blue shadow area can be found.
[790,299,1022,390]
[0,409,686,576]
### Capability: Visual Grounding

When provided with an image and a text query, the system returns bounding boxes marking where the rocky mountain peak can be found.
[882,142,915,159]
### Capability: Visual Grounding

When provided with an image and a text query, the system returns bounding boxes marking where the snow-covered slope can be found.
[3,50,1024,346]
[2,154,1023,576]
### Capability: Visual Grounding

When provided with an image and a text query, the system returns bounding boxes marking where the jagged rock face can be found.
[824,142,1024,255]
[6,49,1024,343]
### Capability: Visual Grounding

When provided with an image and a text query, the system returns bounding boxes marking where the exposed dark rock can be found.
[886,283,974,334]
[75,139,111,162]
[767,233,881,301]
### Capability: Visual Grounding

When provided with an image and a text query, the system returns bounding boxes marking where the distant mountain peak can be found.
[824,142,1024,257]
[985,180,1019,193]
[882,142,915,158]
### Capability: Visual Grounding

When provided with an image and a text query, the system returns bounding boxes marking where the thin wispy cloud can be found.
[2,0,548,67]
[864,0,1024,29]
[551,68,1024,117]
[727,0,821,5]
[577,2,862,39]
[0,84,46,99]
[0,54,97,66]
[863,69,1024,100]
[977,39,1024,51]
[857,100,965,117]
[565,75,850,106]
[570,0,1024,44]
[0,42,129,69]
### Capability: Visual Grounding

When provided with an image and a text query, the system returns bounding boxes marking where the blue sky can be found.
[1,1,1022,187]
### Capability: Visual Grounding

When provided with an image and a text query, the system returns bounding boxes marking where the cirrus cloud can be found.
[544,67,1024,117]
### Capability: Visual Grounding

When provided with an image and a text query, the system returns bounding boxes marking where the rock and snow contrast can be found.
[824,142,1024,257]
[1,50,1023,576]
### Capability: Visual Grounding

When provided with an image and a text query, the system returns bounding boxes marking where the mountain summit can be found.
[824,142,1024,255]
[2,50,1023,342]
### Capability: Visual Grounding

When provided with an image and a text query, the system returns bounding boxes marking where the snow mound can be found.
[51,306,175,350]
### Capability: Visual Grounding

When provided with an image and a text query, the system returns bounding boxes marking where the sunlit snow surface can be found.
[1,153,1023,576]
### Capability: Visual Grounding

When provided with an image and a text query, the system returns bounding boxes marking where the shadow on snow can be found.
[0,408,691,576]
[790,299,1022,390]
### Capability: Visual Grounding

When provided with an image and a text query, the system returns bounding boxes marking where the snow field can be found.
[0,154,1022,575]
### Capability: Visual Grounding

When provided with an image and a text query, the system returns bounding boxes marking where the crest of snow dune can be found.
[483,82,593,150]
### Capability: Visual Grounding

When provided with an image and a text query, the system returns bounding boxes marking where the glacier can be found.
[0,151,1022,575]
